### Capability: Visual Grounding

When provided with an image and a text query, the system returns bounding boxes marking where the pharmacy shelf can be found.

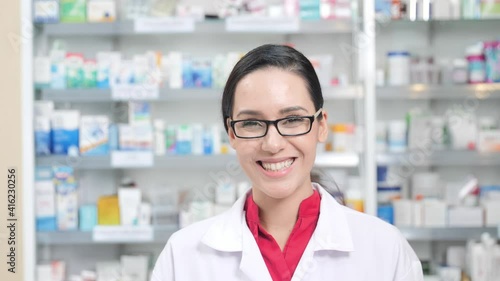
[399,227,498,241]
[37,85,362,102]
[37,19,353,36]
[36,152,360,169]
[385,18,500,29]
[377,84,500,100]
[376,150,500,166]
[36,225,178,245]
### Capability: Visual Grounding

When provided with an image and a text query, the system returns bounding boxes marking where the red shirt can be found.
[244,190,321,281]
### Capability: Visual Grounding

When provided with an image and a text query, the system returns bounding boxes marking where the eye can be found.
[282,117,307,125]
[240,120,264,128]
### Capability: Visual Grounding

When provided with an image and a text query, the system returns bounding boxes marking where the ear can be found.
[317,110,328,143]
[227,119,237,149]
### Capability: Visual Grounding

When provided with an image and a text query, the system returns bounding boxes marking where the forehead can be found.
[233,68,313,114]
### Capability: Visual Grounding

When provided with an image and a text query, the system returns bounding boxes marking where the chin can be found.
[257,181,299,200]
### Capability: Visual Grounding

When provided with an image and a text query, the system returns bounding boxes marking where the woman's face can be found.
[228,67,328,200]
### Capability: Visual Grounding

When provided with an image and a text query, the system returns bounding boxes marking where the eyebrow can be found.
[235,106,309,118]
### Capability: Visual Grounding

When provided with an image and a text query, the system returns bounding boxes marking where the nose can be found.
[261,124,286,154]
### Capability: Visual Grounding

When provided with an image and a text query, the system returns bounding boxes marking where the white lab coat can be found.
[151,183,423,281]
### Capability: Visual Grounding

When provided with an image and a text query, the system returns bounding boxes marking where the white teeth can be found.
[261,159,294,172]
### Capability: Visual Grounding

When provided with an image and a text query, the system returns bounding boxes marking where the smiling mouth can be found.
[257,158,295,172]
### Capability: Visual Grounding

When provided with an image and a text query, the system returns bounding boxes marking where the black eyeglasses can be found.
[229,109,323,139]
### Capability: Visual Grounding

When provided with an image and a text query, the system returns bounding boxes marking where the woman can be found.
[151,44,423,281]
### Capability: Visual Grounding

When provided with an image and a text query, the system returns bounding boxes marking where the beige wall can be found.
[0,0,24,280]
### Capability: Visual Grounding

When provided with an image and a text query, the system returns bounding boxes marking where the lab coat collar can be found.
[201,183,354,253]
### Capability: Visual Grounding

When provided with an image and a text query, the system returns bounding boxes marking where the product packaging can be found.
[299,0,321,19]
[79,204,97,231]
[154,119,166,156]
[34,0,59,23]
[66,53,84,88]
[87,0,116,22]
[480,0,500,18]
[128,101,151,125]
[51,110,80,155]
[60,0,87,23]
[35,167,57,231]
[34,56,52,87]
[176,125,193,155]
[118,187,142,225]
[79,115,109,155]
[35,116,52,155]
[50,44,67,89]
[97,195,120,225]
[53,166,78,230]
[121,255,149,281]
[82,59,97,88]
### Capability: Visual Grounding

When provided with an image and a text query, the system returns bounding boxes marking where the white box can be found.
[422,200,447,227]
[216,181,236,205]
[121,255,149,281]
[448,207,483,227]
[478,130,500,152]
[483,201,500,226]
[413,201,423,227]
[34,56,51,85]
[87,0,116,22]
[80,115,109,155]
[393,199,413,227]
[35,169,56,231]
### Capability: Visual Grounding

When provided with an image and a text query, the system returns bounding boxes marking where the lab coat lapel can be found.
[240,214,273,281]
[291,184,355,281]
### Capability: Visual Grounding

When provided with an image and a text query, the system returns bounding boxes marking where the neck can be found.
[252,183,314,233]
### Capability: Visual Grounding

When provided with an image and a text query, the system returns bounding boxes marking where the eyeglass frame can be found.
[229,108,323,139]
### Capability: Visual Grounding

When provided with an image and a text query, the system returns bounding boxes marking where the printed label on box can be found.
[93,225,153,242]
[134,17,195,33]
[226,16,299,32]
[111,151,153,168]
[112,84,159,100]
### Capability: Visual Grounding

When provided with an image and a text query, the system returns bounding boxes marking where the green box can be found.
[60,0,86,23]
[481,1,500,18]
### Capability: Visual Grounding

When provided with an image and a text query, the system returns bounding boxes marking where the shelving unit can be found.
[377,84,500,100]
[377,151,500,166]
[35,152,361,169]
[36,19,353,36]
[376,14,500,269]
[37,225,178,245]
[29,0,377,275]
[399,227,499,241]
[37,85,362,103]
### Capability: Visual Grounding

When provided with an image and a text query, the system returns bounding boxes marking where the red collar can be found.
[244,189,321,226]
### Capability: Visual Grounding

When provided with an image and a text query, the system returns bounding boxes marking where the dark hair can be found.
[221,44,324,132]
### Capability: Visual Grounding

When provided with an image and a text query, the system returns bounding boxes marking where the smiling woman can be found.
[151,44,424,281]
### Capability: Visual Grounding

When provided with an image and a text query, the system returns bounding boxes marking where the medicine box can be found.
[60,0,86,23]
[97,195,120,225]
[33,0,59,23]
[422,200,447,227]
[35,167,57,231]
[51,110,80,155]
[477,130,500,152]
[87,0,116,22]
[483,201,500,226]
[79,115,109,155]
[53,166,78,230]
[448,207,484,227]
[35,116,51,156]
